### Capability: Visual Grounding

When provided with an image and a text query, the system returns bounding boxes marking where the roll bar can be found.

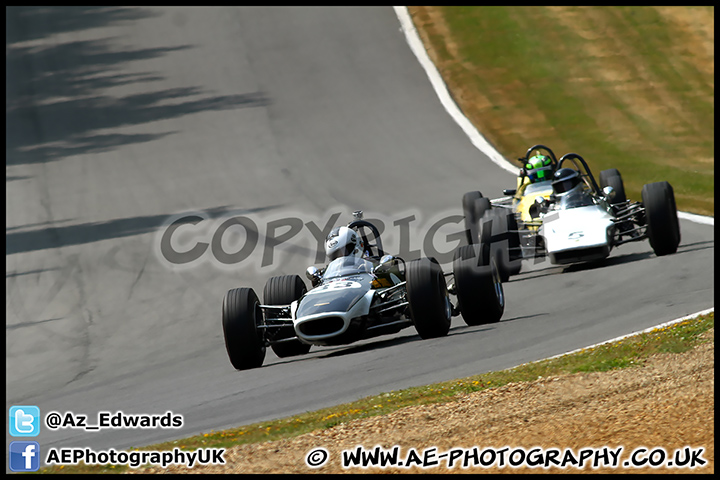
[347,219,385,258]
[557,153,602,194]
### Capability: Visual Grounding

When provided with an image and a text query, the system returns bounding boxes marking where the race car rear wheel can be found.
[475,197,491,235]
[264,275,312,358]
[480,208,522,281]
[406,257,452,339]
[452,244,505,326]
[222,288,266,370]
[642,181,681,256]
[462,191,484,245]
[599,168,627,205]
[505,212,523,277]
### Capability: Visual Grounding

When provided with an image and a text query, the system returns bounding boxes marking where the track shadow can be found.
[6,317,65,331]
[560,251,654,274]
[675,240,714,254]
[5,204,280,255]
[6,219,75,232]
[561,239,714,274]
[6,6,160,45]
[268,318,517,367]
[6,7,271,166]
[509,242,701,279]
[317,335,421,359]
[495,312,549,323]
[506,263,564,282]
[6,268,60,278]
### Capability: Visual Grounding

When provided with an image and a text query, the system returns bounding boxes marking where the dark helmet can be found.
[552,168,582,195]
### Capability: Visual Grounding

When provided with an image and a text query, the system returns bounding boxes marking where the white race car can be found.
[473,153,681,271]
[222,214,505,370]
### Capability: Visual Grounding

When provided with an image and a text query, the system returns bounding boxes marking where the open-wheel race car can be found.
[464,152,681,278]
[462,144,559,244]
[462,144,560,281]
[222,212,505,370]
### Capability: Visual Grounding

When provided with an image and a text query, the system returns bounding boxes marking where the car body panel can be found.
[539,205,615,265]
[293,274,375,344]
[514,180,554,227]
[288,257,410,346]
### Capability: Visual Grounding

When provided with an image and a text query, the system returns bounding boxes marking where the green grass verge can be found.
[409,6,714,216]
[38,311,713,474]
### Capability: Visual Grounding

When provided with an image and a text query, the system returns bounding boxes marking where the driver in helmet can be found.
[307,226,373,287]
[551,167,583,196]
[548,167,597,210]
[324,226,367,261]
[516,154,554,193]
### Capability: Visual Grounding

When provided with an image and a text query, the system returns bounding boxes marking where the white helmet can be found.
[325,226,364,261]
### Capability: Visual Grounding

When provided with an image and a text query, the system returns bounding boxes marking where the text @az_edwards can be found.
[44,410,183,431]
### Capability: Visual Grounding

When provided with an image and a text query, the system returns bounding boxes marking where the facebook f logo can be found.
[9,405,40,436]
[9,441,40,472]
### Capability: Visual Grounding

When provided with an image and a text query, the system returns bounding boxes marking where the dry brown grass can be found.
[137,329,714,474]
[407,6,714,215]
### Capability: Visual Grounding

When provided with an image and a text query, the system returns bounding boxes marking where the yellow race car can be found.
[462,146,640,282]
[502,144,560,229]
[461,144,559,280]
[462,144,558,240]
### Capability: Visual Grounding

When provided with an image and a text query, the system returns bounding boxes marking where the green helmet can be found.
[525,155,553,183]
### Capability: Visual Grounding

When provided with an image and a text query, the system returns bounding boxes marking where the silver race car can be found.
[222,213,505,370]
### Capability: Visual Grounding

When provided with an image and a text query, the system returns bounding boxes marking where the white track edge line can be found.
[521,307,715,368]
[393,6,517,176]
[678,211,714,225]
[393,6,714,226]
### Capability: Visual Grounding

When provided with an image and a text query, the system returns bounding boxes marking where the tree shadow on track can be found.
[6,6,159,45]
[6,7,271,166]
[5,204,280,255]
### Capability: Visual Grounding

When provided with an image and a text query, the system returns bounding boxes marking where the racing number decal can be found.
[307,281,363,294]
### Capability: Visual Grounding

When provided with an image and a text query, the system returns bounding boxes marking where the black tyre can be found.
[452,244,505,326]
[642,181,681,256]
[479,208,522,282]
[264,275,312,358]
[599,168,627,205]
[406,257,452,338]
[222,288,266,370]
[475,197,491,231]
[462,191,483,244]
[506,208,523,277]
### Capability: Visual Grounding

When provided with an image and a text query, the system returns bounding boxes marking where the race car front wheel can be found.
[642,181,681,256]
[222,288,266,370]
[406,257,452,339]
[480,208,522,282]
[599,168,627,205]
[264,275,312,358]
[452,244,504,326]
[462,191,489,245]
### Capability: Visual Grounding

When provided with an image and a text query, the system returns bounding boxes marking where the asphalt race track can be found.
[6,7,714,464]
